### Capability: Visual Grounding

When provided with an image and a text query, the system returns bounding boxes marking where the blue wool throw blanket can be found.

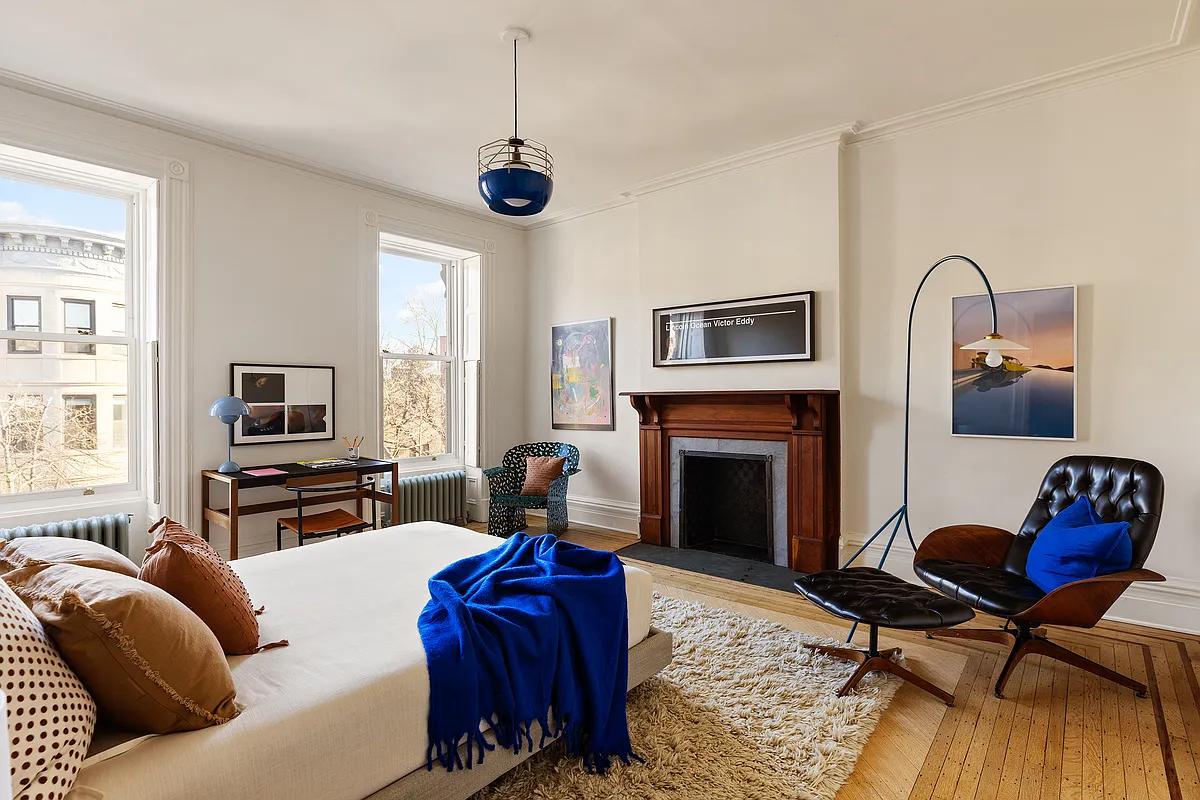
[417,533,638,773]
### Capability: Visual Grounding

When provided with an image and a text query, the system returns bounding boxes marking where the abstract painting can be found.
[551,318,614,431]
[952,285,1076,440]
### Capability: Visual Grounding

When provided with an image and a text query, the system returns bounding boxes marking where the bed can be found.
[68,522,671,800]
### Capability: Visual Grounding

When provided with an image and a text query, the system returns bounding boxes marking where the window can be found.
[379,249,454,459]
[6,296,41,353]
[0,147,151,500]
[112,395,127,449]
[64,299,96,354]
[62,395,97,451]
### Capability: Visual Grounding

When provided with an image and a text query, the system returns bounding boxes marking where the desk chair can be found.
[275,471,378,550]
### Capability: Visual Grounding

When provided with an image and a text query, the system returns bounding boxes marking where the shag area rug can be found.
[476,593,900,800]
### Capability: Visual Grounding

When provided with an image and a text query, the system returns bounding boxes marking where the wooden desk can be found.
[200,459,400,559]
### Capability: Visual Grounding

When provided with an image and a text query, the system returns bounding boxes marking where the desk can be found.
[200,458,400,559]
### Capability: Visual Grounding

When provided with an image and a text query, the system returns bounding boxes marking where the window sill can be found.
[0,487,145,527]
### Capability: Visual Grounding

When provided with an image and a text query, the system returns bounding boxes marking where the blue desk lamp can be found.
[210,396,251,474]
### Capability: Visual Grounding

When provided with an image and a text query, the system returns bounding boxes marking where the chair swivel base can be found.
[808,625,956,707]
[926,623,1148,699]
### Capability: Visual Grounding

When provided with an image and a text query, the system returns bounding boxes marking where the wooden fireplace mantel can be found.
[620,389,840,573]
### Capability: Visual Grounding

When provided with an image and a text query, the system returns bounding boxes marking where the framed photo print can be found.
[551,318,615,431]
[951,285,1076,440]
[652,291,814,367]
[230,363,335,445]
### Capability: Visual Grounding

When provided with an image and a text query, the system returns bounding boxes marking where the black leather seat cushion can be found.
[795,567,975,629]
[914,559,1046,618]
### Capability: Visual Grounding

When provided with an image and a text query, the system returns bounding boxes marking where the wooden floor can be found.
[467,520,1200,799]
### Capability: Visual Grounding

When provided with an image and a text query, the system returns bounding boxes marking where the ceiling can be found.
[0,1,1189,222]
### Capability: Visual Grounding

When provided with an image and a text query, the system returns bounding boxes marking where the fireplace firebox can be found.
[679,451,774,563]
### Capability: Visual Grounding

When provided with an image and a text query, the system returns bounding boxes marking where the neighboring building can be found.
[1,223,128,494]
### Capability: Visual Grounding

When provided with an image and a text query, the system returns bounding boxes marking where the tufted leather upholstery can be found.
[914,559,1045,617]
[1008,456,1164,573]
[915,456,1164,620]
[795,567,975,630]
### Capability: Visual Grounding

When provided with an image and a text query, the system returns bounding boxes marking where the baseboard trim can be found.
[526,495,640,535]
[841,534,1200,636]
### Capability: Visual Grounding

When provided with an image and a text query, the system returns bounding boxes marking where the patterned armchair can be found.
[484,442,581,537]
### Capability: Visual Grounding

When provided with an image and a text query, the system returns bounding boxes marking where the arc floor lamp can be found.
[842,255,1027,638]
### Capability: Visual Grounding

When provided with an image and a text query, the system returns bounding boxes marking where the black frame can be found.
[652,290,815,367]
[229,362,336,447]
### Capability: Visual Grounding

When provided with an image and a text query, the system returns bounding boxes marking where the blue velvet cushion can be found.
[1025,497,1133,594]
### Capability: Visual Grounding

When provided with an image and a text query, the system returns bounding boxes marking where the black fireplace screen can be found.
[679,450,774,563]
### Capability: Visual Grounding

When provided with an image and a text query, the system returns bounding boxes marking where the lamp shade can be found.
[959,334,1028,351]
[209,395,250,424]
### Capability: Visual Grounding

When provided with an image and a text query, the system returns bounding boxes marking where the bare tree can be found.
[0,391,117,495]
[380,297,448,459]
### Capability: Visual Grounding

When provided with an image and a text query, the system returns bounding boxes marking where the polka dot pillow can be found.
[0,577,96,800]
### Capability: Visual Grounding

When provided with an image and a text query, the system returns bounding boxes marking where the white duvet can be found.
[69,523,652,800]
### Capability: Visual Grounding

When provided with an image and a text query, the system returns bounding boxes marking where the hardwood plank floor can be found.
[465,519,1200,799]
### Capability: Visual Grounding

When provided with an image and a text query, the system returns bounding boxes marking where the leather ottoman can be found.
[795,567,975,705]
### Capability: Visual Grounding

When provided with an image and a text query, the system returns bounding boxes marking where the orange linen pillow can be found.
[0,578,96,800]
[7,563,240,734]
[0,536,139,578]
[139,517,267,655]
[520,456,567,496]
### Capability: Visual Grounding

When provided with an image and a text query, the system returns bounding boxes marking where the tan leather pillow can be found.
[6,563,239,734]
[139,517,265,655]
[520,456,567,496]
[0,578,96,800]
[0,536,139,578]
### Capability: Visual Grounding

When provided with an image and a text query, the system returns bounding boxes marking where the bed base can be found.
[364,627,673,800]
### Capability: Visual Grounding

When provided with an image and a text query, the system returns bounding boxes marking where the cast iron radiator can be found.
[391,469,467,525]
[0,513,132,554]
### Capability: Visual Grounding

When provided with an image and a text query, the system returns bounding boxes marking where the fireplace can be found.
[621,389,841,573]
[680,451,774,563]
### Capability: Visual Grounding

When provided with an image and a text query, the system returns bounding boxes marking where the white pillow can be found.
[0,578,95,800]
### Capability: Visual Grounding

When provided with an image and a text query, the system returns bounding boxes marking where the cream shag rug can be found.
[475,593,900,800]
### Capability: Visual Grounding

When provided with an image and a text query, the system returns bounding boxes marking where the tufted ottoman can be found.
[794,567,974,706]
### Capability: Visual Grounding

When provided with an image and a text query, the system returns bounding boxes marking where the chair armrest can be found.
[913,524,1015,567]
[546,469,577,498]
[483,466,519,496]
[1014,568,1166,628]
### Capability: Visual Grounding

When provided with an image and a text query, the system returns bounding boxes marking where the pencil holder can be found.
[347,447,360,460]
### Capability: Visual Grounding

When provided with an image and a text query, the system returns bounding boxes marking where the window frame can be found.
[0,147,156,509]
[6,295,42,354]
[63,298,97,355]
[378,239,461,467]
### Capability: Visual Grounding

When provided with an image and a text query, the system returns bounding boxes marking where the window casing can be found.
[0,144,156,507]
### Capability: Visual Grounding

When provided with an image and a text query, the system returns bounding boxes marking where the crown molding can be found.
[0,68,524,232]
[617,121,860,200]
[523,195,637,232]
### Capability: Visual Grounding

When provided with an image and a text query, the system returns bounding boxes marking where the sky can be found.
[379,251,447,352]
[953,287,1075,368]
[0,176,126,237]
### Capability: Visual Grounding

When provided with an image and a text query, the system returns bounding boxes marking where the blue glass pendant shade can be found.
[478,167,553,216]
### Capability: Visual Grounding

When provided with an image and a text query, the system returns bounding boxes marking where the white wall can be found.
[842,55,1200,630]
[526,55,1200,630]
[525,144,843,529]
[0,84,528,559]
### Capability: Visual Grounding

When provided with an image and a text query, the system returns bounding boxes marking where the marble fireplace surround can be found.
[621,390,841,573]
[669,437,789,566]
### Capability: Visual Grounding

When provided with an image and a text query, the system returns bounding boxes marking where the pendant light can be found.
[478,28,553,216]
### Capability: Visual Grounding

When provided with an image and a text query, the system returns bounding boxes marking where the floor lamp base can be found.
[840,503,913,642]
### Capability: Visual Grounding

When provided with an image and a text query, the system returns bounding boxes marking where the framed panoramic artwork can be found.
[652,291,814,367]
[550,318,615,431]
[230,363,336,446]
[951,285,1077,440]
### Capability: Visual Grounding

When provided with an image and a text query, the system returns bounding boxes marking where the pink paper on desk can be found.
[244,468,287,476]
